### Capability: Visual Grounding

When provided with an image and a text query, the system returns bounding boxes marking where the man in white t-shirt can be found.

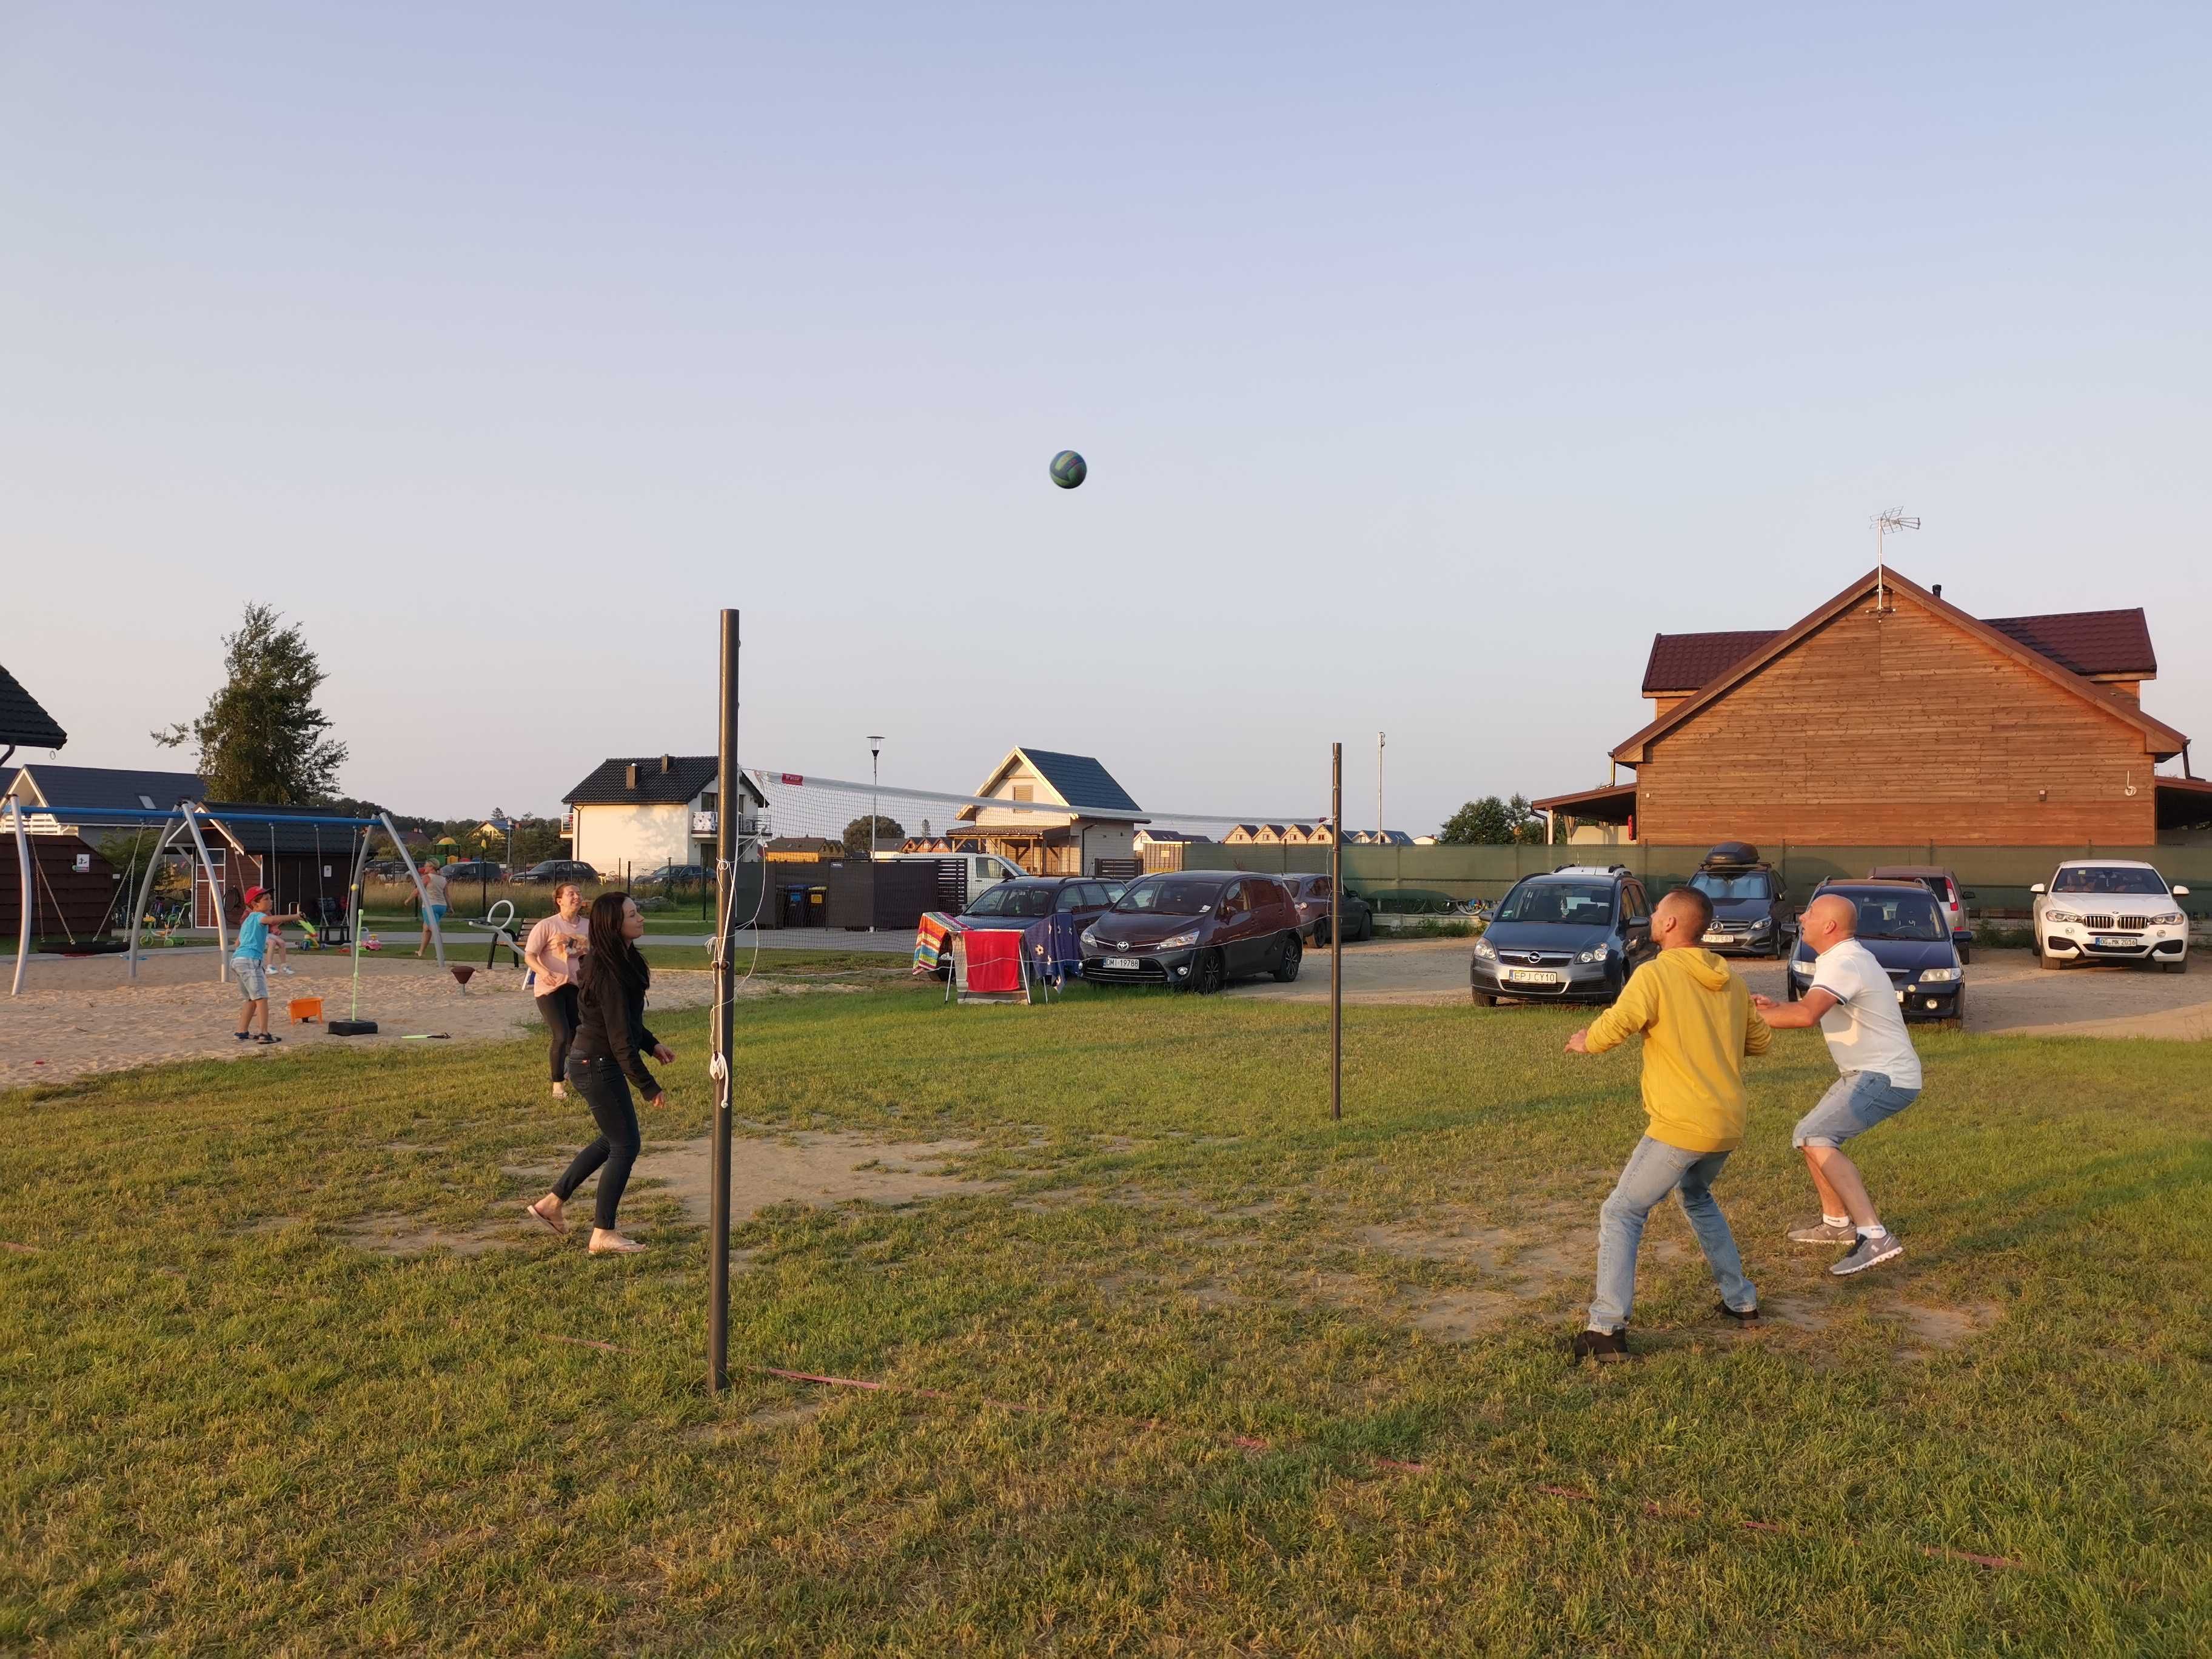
[1752,893,1922,1276]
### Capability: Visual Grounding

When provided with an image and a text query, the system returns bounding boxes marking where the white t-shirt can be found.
[1809,937,1923,1090]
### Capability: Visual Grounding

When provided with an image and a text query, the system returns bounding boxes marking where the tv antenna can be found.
[1869,508,1919,614]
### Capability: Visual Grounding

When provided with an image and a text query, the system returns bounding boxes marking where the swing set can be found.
[6,799,444,999]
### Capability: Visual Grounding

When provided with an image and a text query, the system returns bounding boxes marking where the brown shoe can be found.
[1570,1328,1629,1363]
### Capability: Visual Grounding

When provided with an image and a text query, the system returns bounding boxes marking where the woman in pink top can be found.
[522,883,591,1099]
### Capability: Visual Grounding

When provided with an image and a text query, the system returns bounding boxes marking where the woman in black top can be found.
[525,893,673,1254]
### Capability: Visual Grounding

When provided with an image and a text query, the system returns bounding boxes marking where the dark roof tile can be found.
[565,756,766,807]
[1642,631,1781,694]
[1981,609,2156,677]
[0,662,67,750]
[1017,748,1143,814]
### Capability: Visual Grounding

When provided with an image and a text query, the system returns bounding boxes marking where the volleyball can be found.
[1049,450,1087,489]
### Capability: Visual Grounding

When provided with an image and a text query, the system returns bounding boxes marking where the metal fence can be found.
[1181,842,2212,919]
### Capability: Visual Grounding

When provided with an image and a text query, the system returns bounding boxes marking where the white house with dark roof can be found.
[561,754,768,877]
[956,746,1147,876]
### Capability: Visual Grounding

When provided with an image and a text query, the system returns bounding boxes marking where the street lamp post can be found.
[867,736,885,932]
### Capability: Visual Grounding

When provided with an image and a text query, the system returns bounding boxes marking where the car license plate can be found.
[2094,934,2134,948]
[1895,990,1906,1003]
[1702,932,1730,945]
[1506,968,1560,986]
[1105,956,1140,971]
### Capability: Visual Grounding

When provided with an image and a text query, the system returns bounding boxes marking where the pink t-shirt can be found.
[525,914,590,994]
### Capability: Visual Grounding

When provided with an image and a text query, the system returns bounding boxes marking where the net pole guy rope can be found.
[1331,743,1343,1124]
[709,607,740,1395]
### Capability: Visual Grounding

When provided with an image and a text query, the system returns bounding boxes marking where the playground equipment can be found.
[7,800,444,997]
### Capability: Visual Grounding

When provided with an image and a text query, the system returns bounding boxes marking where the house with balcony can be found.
[952,746,1147,876]
[561,754,769,877]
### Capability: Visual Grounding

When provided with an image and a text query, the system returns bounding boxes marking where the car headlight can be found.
[1575,943,1610,964]
[2151,910,2186,927]
[1919,967,1959,983]
[1079,928,1101,949]
[1791,959,1814,977]
[1472,937,1496,960]
[1750,917,1772,933]
[1156,929,1199,950]
[2044,908,2083,924]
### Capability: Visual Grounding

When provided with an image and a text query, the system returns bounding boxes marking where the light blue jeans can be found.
[1588,1136,1755,1333]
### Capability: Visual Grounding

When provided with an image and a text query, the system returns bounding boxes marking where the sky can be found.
[5,2,2208,831]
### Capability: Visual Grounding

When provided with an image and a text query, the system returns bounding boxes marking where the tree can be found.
[842,814,905,856]
[156,604,347,804]
[1439,794,1545,845]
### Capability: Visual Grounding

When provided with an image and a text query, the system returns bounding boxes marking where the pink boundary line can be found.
[545,1338,2030,1572]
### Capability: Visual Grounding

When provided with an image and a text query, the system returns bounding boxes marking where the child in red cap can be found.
[233,886,304,1044]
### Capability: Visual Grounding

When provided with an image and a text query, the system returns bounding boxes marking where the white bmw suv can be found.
[2030,860,2191,973]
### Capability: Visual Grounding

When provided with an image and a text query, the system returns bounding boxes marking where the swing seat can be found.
[42,937,128,956]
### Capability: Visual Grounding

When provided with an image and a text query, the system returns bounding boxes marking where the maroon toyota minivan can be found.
[1079,870,1304,993]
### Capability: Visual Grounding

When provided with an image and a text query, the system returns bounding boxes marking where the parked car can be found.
[1681,842,1794,957]
[2030,859,2191,973]
[364,858,413,881]
[517,860,601,885]
[1081,871,1304,993]
[1470,864,1656,1006]
[633,863,709,889]
[1280,873,1373,944]
[1787,879,1965,1026]
[1867,864,1975,962]
[437,860,505,883]
[937,877,1119,977]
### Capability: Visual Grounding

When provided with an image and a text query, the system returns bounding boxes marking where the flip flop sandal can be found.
[253,1034,283,1045]
[523,1198,568,1236]
[588,1236,647,1255]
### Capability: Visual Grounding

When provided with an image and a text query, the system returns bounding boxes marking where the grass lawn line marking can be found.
[2,1241,39,1254]
[1533,1483,2030,1572]
[546,1334,630,1355]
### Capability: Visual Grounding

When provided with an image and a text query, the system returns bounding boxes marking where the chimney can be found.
[625,763,638,791]
[1932,583,1943,599]
[660,754,673,773]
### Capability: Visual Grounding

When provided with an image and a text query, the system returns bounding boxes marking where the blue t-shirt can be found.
[236,912,270,961]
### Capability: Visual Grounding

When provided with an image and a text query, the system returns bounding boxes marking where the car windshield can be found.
[1691,871,1772,901]
[965,884,1056,918]
[1113,877,1220,916]
[1851,893,1946,940]
[2053,866,2167,895]
[1495,880,1614,926]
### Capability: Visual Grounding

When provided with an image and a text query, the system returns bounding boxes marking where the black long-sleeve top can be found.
[569,953,661,1091]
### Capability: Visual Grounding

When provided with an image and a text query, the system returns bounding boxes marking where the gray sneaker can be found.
[1830,1228,1903,1276]
[1788,1220,1857,1245]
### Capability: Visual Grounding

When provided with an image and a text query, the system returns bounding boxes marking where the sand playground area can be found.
[0,950,732,1091]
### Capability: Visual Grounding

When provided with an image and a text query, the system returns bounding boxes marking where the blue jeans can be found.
[1588,1136,1755,1333]
[1792,1070,1919,1149]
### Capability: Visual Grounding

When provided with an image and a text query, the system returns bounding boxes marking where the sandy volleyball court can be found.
[0,950,722,1090]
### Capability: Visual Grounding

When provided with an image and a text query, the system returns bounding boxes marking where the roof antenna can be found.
[1869,508,1919,615]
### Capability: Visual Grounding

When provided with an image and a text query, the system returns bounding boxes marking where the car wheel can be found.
[1273,933,1303,982]
[2038,934,2064,969]
[1313,918,1331,947]
[1784,970,1799,1002]
[1192,949,1227,995]
[1471,990,1496,1007]
[2167,955,2189,975]
[1940,989,1965,1031]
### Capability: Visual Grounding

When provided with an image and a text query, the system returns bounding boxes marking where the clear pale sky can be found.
[6,4,2207,828]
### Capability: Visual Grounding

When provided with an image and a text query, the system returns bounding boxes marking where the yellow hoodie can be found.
[1583,947,1771,1153]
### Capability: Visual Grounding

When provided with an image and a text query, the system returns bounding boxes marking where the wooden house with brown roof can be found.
[1535,567,2209,846]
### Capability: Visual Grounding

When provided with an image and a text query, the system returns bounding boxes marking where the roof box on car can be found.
[1701,842,1761,868]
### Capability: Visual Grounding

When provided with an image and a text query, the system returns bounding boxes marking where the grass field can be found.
[5,974,2209,1655]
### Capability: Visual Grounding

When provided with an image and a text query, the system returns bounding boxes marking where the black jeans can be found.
[537,985,580,1083]
[554,1056,641,1230]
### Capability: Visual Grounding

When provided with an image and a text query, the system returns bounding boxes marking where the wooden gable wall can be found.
[1635,591,2163,845]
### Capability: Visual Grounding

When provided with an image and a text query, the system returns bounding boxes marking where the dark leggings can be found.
[554,1056,641,1230]
[537,985,580,1082]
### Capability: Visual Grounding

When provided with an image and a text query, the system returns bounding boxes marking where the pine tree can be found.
[156,603,348,803]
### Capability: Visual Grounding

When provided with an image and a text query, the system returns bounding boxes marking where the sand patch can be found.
[1396,1285,1526,1340]
[1897,1300,2002,1351]
[686,1398,829,1443]
[512,1131,990,1228]
[339,1211,515,1257]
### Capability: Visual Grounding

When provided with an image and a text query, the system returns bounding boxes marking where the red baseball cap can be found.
[243,886,268,905]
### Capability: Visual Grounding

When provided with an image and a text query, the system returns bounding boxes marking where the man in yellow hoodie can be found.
[1564,886,1772,1361]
